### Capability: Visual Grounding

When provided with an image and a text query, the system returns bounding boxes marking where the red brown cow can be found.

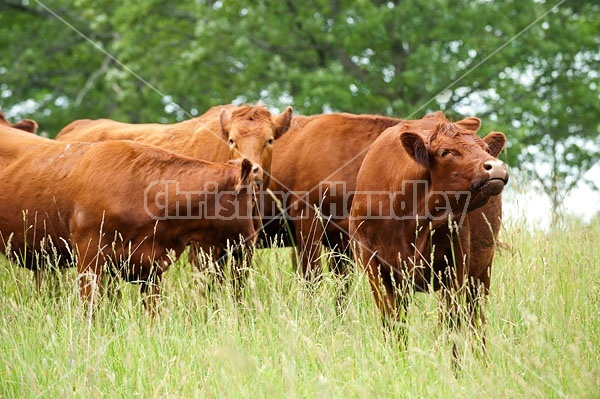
[0,123,257,313]
[0,111,38,133]
[349,115,508,349]
[262,112,453,279]
[57,104,292,274]
[56,104,293,186]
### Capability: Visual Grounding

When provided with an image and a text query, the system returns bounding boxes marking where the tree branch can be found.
[74,54,113,106]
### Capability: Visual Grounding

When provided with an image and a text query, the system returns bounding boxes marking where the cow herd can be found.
[0,105,508,344]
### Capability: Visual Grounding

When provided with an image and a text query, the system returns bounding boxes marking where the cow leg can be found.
[195,244,250,298]
[365,259,410,347]
[289,205,324,281]
[229,244,253,299]
[188,242,204,272]
[440,267,465,370]
[190,243,225,294]
[326,230,352,276]
[328,245,353,314]
[466,268,491,352]
[466,205,500,352]
[329,248,352,277]
[440,266,464,332]
[456,222,493,355]
[190,244,246,299]
[441,228,470,368]
[214,245,246,287]
[213,247,232,287]
[213,246,240,292]
[188,242,219,274]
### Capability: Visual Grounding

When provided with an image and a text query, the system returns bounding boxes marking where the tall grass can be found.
[1,219,599,398]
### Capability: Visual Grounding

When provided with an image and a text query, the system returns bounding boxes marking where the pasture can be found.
[1,217,598,398]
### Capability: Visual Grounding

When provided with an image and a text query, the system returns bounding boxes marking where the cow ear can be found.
[219,109,232,139]
[273,106,293,139]
[13,119,38,133]
[483,132,507,157]
[400,132,429,167]
[455,117,481,132]
[236,158,254,193]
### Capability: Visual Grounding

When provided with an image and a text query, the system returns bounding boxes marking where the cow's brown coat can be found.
[57,104,292,272]
[56,104,293,186]
[263,112,453,278]
[0,124,257,312]
[348,114,508,341]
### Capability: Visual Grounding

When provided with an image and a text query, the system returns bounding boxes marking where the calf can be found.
[0,124,257,313]
[57,104,292,274]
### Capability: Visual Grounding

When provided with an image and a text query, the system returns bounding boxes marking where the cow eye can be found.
[267,138,274,145]
[229,138,235,146]
[440,149,450,157]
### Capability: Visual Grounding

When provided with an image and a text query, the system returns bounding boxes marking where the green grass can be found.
[1,219,599,398]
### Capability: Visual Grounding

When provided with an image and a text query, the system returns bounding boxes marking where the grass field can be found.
[1,217,599,398]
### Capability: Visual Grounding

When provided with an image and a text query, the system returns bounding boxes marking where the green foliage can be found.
[0,0,598,212]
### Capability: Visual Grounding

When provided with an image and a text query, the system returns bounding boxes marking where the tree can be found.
[1,0,598,221]
[479,2,600,225]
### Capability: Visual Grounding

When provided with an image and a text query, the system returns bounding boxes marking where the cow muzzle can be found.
[484,159,508,182]
[477,159,509,196]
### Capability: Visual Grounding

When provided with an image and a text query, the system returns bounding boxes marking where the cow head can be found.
[220,105,293,186]
[216,158,259,247]
[400,117,508,216]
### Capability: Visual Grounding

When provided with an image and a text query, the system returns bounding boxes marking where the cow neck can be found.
[388,161,428,257]
[389,154,463,259]
[157,165,240,245]
[174,166,235,213]
[135,144,235,218]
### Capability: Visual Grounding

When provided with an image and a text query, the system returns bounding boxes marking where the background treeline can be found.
[1,0,598,220]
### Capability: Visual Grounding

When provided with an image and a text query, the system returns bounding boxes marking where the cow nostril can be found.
[483,162,492,171]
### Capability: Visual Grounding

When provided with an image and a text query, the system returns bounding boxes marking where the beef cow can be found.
[0,111,38,133]
[348,114,508,347]
[56,104,293,186]
[0,124,257,313]
[57,105,292,274]
[262,112,453,279]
